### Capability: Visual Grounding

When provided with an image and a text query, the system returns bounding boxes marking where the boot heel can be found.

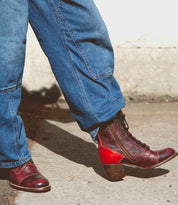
[103,164,125,181]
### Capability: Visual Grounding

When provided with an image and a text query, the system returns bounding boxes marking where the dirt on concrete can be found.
[0,96,177,205]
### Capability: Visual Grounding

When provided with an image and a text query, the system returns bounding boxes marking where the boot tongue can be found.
[116,111,129,130]
[116,110,125,120]
[116,111,150,150]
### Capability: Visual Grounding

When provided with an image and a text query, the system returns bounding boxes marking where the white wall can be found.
[95,0,178,47]
[24,0,178,101]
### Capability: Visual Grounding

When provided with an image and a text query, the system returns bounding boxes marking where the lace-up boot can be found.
[97,111,177,181]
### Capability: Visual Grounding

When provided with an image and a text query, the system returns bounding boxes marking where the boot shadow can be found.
[123,165,169,178]
[19,91,170,181]
[0,169,9,180]
[27,120,106,179]
[25,120,170,180]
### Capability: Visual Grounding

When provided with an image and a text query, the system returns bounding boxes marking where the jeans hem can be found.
[89,97,126,143]
[0,153,32,169]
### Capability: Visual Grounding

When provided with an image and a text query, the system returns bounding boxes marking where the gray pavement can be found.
[0,101,178,205]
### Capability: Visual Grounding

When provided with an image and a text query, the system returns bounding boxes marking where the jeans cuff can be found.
[89,127,100,143]
[0,153,32,169]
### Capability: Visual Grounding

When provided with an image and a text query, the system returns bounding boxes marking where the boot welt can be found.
[9,182,51,193]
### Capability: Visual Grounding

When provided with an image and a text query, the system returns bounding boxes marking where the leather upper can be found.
[9,159,49,188]
[98,111,177,168]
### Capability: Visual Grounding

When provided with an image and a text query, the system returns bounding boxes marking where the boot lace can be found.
[116,113,150,149]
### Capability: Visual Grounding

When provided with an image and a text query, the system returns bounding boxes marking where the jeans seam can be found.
[47,0,99,124]
[57,1,93,78]
[9,91,21,160]
[0,84,21,93]
[106,76,124,102]
[57,0,107,80]
[0,153,31,168]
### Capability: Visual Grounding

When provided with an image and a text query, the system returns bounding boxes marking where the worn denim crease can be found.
[0,0,125,167]
[47,0,99,124]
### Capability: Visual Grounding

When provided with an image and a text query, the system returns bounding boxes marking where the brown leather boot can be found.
[97,111,177,181]
[9,159,51,192]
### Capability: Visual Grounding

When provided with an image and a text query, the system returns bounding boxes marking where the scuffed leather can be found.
[9,159,49,188]
[98,111,177,168]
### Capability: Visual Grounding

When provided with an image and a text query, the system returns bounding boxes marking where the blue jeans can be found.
[0,0,32,168]
[0,0,125,168]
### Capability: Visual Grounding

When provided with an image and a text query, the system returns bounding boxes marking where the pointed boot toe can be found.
[158,148,177,165]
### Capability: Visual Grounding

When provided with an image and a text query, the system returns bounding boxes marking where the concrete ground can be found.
[0,101,178,205]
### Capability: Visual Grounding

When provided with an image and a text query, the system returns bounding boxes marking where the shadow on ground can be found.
[30,121,170,180]
[0,86,171,204]
[18,86,170,181]
[0,169,16,205]
[0,169,9,180]
[0,86,170,183]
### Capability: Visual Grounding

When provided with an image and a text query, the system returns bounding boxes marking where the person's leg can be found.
[28,0,177,181]
[0,0,31,168]
[28,0,125,141]
[0,0,50,192]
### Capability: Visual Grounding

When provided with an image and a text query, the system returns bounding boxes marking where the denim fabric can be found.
[0,0,125,168]
[28,0,125,137]
[0,0,31,168]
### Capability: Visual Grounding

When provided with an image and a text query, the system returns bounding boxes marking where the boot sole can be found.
[103,152,177,181]
[9,182,51,193]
